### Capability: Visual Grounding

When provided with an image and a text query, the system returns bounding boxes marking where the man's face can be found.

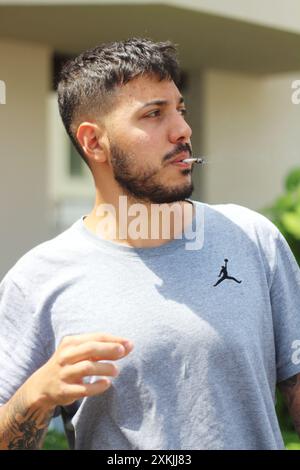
[104,75,194,204]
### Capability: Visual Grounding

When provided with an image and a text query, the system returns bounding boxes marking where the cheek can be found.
[127,132,156,160]
[133,130,153,147]
[137,131,166,155]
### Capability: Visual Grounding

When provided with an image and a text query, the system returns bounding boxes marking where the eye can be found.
[145,110,161,118]
[145,108,188,118]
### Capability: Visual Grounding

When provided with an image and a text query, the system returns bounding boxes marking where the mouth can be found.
[169,152,192,168]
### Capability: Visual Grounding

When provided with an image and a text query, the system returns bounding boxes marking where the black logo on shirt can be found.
[213,258,242,287]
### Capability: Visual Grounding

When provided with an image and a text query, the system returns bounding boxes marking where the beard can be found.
[109,142,194,204]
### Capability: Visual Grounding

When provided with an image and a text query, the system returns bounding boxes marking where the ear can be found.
[76,122,108,164]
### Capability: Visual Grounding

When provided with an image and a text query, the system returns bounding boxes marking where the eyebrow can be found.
[140,96,185,109]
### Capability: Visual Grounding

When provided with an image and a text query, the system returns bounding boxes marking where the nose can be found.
[168,112,192,144]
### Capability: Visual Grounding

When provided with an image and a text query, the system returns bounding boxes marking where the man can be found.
[0,37,300,450]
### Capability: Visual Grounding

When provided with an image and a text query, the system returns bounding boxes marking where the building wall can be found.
[46,92,95,233]
[184,72,205,203]
[202,69,300,211]
[0,40,51,279]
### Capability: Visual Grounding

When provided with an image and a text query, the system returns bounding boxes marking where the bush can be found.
[43,429,69,450]
[260,167,300,443]
[261,167,300,265]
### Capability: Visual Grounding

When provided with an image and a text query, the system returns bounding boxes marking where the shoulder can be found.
[197,202,282,280]
[202,201,280,240]
[1,220,83,292]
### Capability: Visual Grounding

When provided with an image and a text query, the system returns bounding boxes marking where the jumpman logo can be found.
[213,258,242,287]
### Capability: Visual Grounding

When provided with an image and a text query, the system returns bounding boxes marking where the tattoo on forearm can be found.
[0,391,53,450]
[278,373,300,436]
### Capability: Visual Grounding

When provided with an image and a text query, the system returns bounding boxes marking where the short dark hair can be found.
[57,37,182,168]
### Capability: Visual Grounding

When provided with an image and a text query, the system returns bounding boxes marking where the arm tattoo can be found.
[0,389,54,450]
[278,373,300,437]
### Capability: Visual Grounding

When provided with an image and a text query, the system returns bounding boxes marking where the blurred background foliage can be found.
[43,429,69,450]
[261,166,300,450]
[261,167,300,264]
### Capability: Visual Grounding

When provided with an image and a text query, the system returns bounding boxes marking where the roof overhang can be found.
[1,3,300,74]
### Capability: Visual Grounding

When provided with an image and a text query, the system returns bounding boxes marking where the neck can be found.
[83,194,195,248]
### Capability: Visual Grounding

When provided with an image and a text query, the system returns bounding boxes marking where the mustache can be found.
[164,143,192,163]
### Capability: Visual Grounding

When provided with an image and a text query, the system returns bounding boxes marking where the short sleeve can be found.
[270,231,300,383]
[0,273,48,405]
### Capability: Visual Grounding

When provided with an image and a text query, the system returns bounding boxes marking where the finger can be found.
[83,378,113,397]
[59,341,131,365]
[60,378,112,404]
[61,332,134,350]
[62,360,119,383]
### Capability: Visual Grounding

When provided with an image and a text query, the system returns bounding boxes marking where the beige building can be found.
[1,0,300,279]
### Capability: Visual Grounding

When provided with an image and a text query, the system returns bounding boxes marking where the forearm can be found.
[0,383,55,450]
[278,374,300,438]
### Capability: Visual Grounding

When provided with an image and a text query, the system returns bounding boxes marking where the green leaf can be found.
[281,212,300,240]
[43,430,69,450]
[285,168,300,192]
[274,193,295,211]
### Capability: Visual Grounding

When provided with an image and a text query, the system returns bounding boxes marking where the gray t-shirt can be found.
[0,200,300,450]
